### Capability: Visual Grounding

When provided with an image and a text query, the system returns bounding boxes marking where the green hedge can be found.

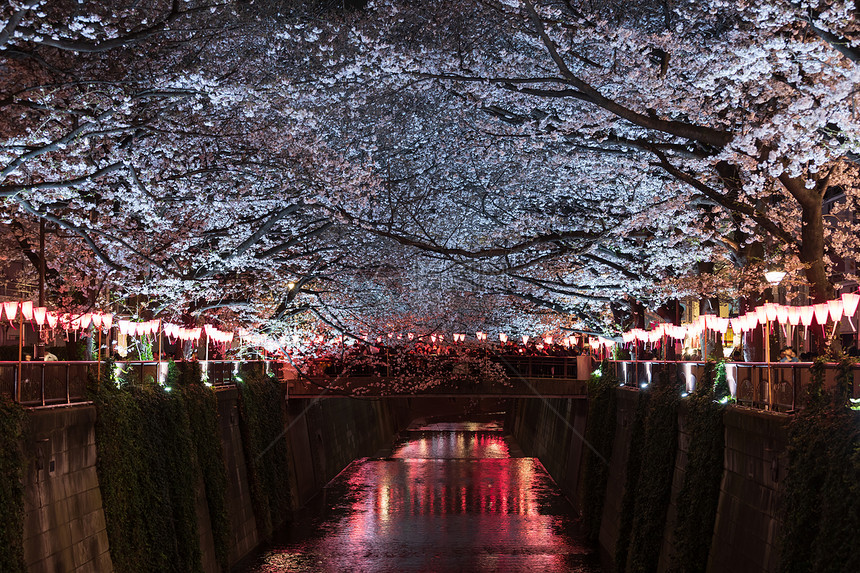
[671,360,726,573]
[779,356,860,573]
[580,359,618,544]
[625,366,681,573]
[93,362,203,573]
[236,364,291,537]
[0,395,27,573]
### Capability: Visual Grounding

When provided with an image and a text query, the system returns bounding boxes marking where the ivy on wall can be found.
[0,395,27,573]
[93,360,203,573]
[236,364,292,538]
[670,360,726,573]
[779,356,860,573]
[172,362,231,573]
[625,366,681,573]
[580,359,618,544]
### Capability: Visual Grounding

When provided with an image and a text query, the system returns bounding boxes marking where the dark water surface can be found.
[241,419,600,572]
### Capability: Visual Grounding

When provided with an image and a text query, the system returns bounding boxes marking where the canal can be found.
[240,417,600,572]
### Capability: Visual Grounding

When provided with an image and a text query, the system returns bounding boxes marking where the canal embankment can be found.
[506,383,801,573]
[10,369,410,573]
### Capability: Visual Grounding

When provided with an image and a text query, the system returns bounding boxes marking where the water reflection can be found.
[244,420,599,573]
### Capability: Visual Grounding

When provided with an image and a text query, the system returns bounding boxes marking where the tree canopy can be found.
[1,0,858,340]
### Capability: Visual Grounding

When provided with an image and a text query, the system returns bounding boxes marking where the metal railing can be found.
[610,360,860,411]
[0,359,276,406]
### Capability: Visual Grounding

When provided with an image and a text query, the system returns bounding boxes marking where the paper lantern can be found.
[799,306,815,326]
[499,333,508,343]
[730,318,742,333]
[589,339,600,350]
[842,292,860,318]
[827,299,844,322]
[522,335,529,345]
[80,313,93,330]
[91,313,103,328]
[544,335,553,345]
[46,311,59,328]
[755,306,767,324]
[716,318,729,333]
[101,313,113,330]
[21,301,33,321]
[33,306,47,326]
[764,303,778,322]
[622,331,634,343]
[775,305,789,324]
[813,303,830,325]
[3,301,18,322]
[408,333,414,341]
[745,312,759,328]
[430,334,437,343]
[118,320,131,335]
[787,307,801,326]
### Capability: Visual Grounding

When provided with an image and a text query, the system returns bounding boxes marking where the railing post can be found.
[14,364,19,404]
[41,363,46,406]
[66,363,70,404]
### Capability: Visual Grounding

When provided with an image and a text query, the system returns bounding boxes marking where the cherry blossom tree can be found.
[1,0,857,341]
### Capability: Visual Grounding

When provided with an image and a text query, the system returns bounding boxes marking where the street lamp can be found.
[763,270,785,410]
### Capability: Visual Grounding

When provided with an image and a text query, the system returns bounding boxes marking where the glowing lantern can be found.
[764,303,779,322]
[499,333,508,343]
[3,301,18,322]
[787,307,801,326]
[755,306,767,324]
[46,311,59,328]
[730,318,742,333]
[408,333,414,341]
[33,306,47,326]
[622,331,634,344]
[80,313,92,329]
[21,301,33,321]
[118,320,131,335]
[589,338,600,350]
[841,292,860,318]
[522,335,529,345]
[827,299,844,322]
[813,303,830,325]
[799,306,815,327]
[776,306,789,324]
[101,313,113,330]
[544,335,553,345]
[430,334,437,344]
[91,313,103,328]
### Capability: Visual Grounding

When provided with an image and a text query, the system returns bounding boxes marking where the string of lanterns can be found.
[619,292,860,347]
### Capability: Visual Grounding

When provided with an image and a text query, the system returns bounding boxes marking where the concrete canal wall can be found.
[508,390,789,573]
[19,392,409,573]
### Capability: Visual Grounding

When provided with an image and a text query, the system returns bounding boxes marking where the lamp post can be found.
[764,270,786,409]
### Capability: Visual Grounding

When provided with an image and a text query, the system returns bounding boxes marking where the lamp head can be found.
[764,270,786,286]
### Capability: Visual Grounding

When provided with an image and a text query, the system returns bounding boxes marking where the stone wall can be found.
[707,408,788,573]
[505,396,589,507]
[19,392,408,573]
[22,405,113,573]
[509,390,790,573]
[216,387,260,567]
[597,388,640,568]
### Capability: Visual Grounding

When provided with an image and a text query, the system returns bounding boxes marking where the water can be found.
[241,419,600,572]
